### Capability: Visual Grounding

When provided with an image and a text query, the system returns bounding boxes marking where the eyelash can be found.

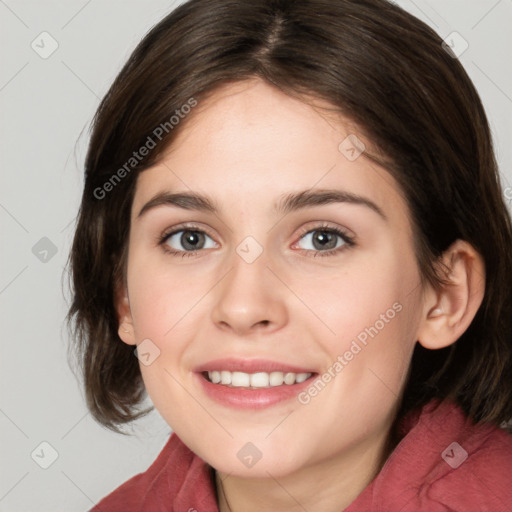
[158,222,356,259]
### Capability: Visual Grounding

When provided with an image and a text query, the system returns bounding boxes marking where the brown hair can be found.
[68,0,512,431]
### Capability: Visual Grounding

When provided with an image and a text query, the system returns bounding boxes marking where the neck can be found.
[215,425,398,512]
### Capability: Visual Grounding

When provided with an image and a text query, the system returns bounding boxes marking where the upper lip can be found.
[194,358,316,374]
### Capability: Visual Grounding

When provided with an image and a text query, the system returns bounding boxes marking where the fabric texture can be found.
[91,399,512,511]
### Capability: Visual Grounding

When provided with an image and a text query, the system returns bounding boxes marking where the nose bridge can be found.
[210,239,288,334]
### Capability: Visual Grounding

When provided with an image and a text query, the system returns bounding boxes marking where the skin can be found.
[117,79,485,512]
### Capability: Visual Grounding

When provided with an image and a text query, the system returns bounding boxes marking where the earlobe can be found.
[118,321,136,345]
[417,240,485,350]
[116,287,137,346]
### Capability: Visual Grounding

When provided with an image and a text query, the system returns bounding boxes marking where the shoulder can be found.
[421,400,512,510]
[350,400,512,511]
[90,433,216,512]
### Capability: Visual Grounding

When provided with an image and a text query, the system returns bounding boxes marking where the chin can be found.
[194,438,309,479]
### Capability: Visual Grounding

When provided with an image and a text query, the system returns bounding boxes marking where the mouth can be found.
[194,359,318,409]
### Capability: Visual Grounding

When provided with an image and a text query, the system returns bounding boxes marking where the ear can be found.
[417,239,485,350]
[115,284,136,346]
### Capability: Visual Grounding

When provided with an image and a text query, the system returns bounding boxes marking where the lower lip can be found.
[196,373,316,409]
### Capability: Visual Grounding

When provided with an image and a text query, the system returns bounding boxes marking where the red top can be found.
[91,399,512,511]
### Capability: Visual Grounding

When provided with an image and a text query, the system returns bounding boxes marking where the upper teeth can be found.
[207,371,312,388]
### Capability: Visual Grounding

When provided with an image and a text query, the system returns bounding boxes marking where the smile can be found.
[195,359,318,409]
[205,370,312,388]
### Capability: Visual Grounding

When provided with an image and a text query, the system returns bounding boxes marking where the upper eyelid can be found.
[160,222,216,239]
[296,221,353,236]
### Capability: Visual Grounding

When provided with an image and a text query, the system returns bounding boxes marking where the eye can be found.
[295,225,355,257]
[158,223,354,258]
[160,227,217,256]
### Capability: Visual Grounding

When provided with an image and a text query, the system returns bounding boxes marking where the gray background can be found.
[1,1,511,510]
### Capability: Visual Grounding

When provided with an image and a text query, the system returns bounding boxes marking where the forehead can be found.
[132,79,409,229]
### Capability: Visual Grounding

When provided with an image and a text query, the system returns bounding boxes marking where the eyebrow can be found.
[137,188,386,220]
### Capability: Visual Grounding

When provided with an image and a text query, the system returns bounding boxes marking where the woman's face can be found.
[120,79,426,477]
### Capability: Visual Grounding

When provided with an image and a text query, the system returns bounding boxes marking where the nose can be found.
[210,249,289,336]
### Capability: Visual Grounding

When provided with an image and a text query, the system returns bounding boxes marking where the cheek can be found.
[127,250,209,341]
[126,258,203,420]
[299,246,420,398]
[297,247,414,350]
